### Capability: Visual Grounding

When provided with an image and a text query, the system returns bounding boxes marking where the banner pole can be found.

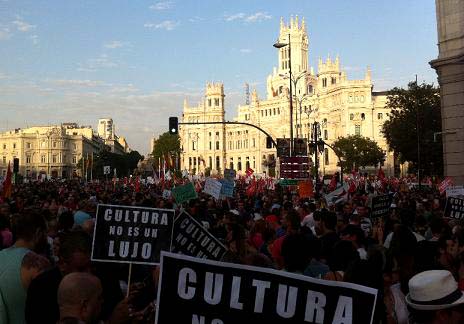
[126,263,133,298]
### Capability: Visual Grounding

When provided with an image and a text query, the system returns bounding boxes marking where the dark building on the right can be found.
[430,0,464,185]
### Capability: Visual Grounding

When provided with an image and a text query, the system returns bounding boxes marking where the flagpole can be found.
[90,152,93,182]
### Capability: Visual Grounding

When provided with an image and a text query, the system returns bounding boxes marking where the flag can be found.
[246,167,254,177]
[439,177,453,195]
[328,174,337,192]
[377,167,385,181]
[2,162,12,199]
[348,180,357,194]
[135,176,140,193]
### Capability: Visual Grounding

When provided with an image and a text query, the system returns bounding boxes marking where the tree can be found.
[382,82,442,176]
[90,148,143,178]
[152,132,181,168]
[332,135,385,171]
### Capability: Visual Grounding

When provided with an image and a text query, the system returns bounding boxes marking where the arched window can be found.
[350,114,354,120]
[361,113,365,120]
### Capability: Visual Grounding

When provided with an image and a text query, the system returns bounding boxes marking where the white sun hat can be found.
[405,270,464,311]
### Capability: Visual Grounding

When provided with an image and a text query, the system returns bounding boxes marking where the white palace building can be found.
[180,16,394,177]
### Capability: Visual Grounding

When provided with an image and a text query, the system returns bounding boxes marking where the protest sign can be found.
[171,212,227,260]
[224,168,236,180]
[444,197,464,220]
[172,182,198,204]
[370,194,392,218]
[220,179,234,198]
[156,252,378,324]
[204,177,222,199]
[103,166,111,175]
[91,204,174,265]
[298,180,314,198]
[446,186,464,198]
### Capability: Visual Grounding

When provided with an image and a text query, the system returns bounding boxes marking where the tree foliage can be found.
[332,135,385,171]
[152,132,181,167]
[90,149,143,178]
[382,82,442,175]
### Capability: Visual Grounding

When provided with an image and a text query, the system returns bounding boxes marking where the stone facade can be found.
[430,0,464,185]
[0,123,104,179]
[180,17,395,176]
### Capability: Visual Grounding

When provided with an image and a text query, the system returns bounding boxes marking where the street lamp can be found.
[274,34,294,155]
[279,71,307,138]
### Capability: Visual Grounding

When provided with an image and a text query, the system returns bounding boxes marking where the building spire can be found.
[280,16,284,32]
[301,17,306,30]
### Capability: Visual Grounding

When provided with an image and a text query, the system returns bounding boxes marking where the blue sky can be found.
[0,0,438,153]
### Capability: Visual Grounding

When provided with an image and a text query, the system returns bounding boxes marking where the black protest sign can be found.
[171,212,227,261]
[370,194,392,218]
[444,197,464,219]
[156,252,378,324]
[91,204,174,265]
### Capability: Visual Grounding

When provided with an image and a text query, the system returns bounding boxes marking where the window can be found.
[253,157,256,169]
[277,107,280,114]
[27,142,32,149]
[273,108,276,115]
[189,157,192,168]
[73,143,77,150]
[355,125,361,136]
[214,98,220,106]
[265,110,268,116]
[324,130,328,140]
[209,142,212,150]
[53,142,57,148]
[2,156,5,164]
[237,158,242,171]
[41,155,46,163]
[209,156,212,169]
[52,155,57,163]
[26,155,31,164]
[307,85,313,94]
[2,144,6,149]
[215,141,219,150]
[209,132,212,137]
[324,148,329,165]
[208,99,211,107]
[192,141,196,151]
[361,113,365,120]
[13,143,16,149]
[246,157,250,170]
[252,138,256,148]
[215,157,220,170]
[378,113,383,120]
[350,113,354,120]
[322,78,327,87]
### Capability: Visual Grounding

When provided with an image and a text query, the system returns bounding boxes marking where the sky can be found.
[0,0,438,154]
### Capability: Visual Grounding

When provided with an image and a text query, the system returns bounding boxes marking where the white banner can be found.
[204,177,222,199]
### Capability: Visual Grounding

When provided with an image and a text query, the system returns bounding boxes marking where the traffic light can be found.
[13,158,19,173]
[169,117,178,134]
[266,136,273,149]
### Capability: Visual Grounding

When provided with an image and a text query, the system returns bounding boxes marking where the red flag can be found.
[246,178,257,197]
[377,167,385,181]
[246,167,254,177]
[328,174,337,192]
[2,162,12,199]
[439,177,453,195]
[348,180,357,194]
[135,176,140,192]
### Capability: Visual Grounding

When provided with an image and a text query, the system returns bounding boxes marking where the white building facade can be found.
[180,17,395,177]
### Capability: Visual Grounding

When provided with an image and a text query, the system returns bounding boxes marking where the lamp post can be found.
[274,34,294,155]
[279,71,307,139]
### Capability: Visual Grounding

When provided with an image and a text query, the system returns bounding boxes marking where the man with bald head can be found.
[57,272,103,324]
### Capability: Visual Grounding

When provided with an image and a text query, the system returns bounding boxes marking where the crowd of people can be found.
[0,175,463,323]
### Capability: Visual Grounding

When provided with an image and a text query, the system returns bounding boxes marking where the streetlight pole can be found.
[274,34,294,156]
